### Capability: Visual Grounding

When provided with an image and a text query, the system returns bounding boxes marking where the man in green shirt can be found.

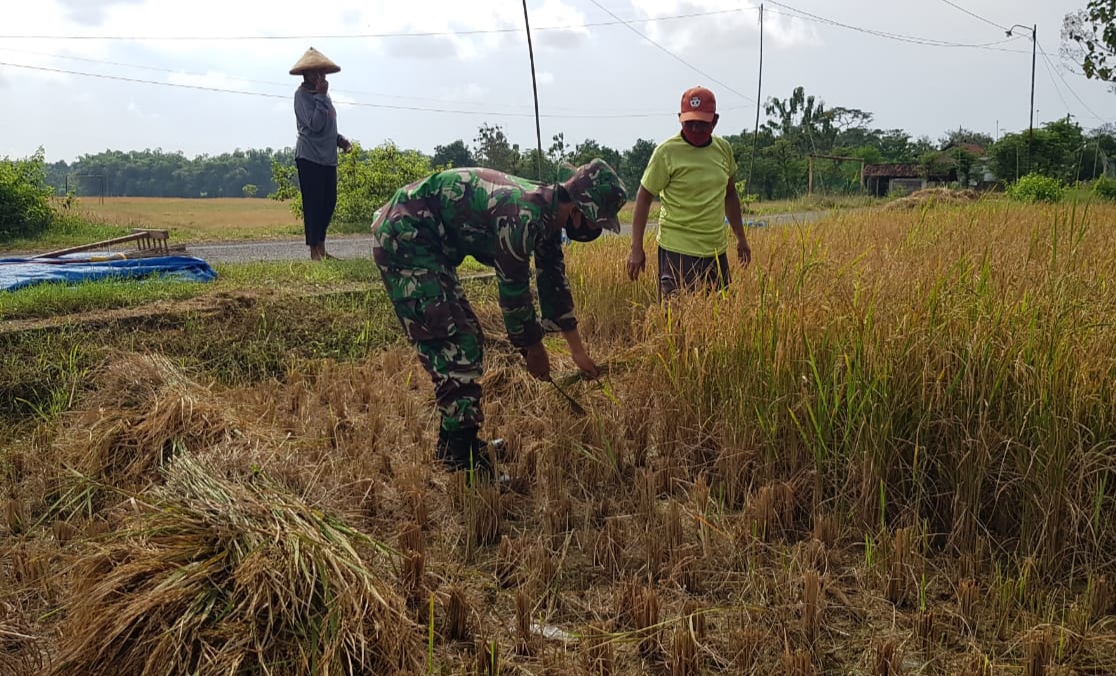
[626,86,752,298]
[372,159,628,480]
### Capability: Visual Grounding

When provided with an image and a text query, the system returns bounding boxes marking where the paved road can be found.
[184,211,827,264]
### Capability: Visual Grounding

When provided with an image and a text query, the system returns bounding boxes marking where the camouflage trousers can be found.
[372,226,485,435]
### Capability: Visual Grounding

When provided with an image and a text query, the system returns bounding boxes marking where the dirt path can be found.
[184,212,828,264]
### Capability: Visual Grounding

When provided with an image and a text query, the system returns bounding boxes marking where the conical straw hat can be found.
[289,47,340,75]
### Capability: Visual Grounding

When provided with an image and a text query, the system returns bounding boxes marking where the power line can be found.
[0,60,756,119]
[583,0,756,103]
[0,46,645,113]
[0,7,758,41]
[1038,47,1074,117]
[765,1,1029,53]
[1036,41,1108,123]
[937,0,1008,32]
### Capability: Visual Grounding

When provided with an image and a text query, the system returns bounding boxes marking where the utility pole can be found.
[521,0,544,180]
[1007,24,1037,174]
[1028,24,1036,174]
[746,3,764,192]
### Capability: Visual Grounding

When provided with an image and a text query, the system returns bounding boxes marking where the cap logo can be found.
[689,96,702,108]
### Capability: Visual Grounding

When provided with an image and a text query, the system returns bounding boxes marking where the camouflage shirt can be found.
[373,168,576,349]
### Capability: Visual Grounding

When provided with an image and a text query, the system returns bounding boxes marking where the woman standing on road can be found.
[290,47,352,261]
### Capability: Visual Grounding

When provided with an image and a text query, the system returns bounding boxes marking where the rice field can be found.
[2,198,1116,675]
[63,196,303,242]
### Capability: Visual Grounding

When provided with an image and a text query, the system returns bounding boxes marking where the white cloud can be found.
[165,69,254,92]
[126,99,159,119]
[437,83,489,102]
[0,54,71,84]
[54,0,144,26]
[537,71,555,85]
[630,0,816,53]
[330,91,357,109]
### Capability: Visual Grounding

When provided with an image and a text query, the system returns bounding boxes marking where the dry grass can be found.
[883,186,984,210]
[68,196,301,242]
[15,353,265,522]
[3,200,1116,674]
[46,453,417,676]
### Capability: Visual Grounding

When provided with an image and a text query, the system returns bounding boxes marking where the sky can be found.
[1,0,1112,164]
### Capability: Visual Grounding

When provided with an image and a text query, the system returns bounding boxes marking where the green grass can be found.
[0,214,131,253]
[0,277,207,322]
[1,256,494,323]
[214,259,382,287]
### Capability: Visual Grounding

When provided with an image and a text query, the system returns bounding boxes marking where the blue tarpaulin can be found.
[0,254,218,292]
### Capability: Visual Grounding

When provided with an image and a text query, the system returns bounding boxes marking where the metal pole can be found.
[746,3,764,192]
[808,156,814,197]
[521,0,544,180]
[1027,24,1036,173]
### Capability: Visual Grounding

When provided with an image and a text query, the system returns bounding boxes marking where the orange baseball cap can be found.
[679,86,717,122]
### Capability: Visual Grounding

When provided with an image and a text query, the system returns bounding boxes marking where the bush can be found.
[270,142,436,225]
[1006,173,1064,203]
[1092,176,1116,201]
[0,149,56,243]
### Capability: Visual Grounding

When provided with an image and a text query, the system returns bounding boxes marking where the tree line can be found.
[42,84,1115,204]
[28,1,1116,203]
[44,147,294,199]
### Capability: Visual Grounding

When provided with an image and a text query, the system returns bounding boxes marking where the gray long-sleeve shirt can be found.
[294,86,341,167]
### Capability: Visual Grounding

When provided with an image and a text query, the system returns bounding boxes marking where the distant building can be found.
[863,144,998,196]
[862,163,945,196]
[942,142,997,188]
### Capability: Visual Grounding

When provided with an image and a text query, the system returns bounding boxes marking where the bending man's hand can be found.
[570,349,600,380]
[561,327,599,379]
[523,342,551,381]
[627,247,646,281]
[737,237,752,268]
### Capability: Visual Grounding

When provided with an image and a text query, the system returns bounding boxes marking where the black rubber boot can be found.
[435,429,508,486]
[436,429,492,472]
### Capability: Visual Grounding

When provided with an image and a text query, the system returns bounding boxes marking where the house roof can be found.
[864,161,955,179]
[863,163,922,178]
[945,142,987,156]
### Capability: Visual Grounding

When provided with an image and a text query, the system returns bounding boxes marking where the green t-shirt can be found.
[640,134,737,258]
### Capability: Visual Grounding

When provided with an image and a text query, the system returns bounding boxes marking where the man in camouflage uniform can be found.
[372,159,628,478]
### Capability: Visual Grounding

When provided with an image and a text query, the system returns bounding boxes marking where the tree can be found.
[548,133,570,164]
[764,86,833,154]
[877,129,917,162]
[472,123,519,174]
[514,148,557,182]
[1,148,55,242]
[939,127,994,151]
[989,118,1086,183]
[53,147,293,198]
[242,184,258,198]
[270,141,434,224]
[619,139,655,195]
[432,140,475,169]
[1062,1,1116,87]
[567,139,623,173]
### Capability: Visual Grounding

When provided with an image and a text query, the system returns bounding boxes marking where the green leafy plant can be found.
[0,148,56,243]
[1006,173,1065,203]
[1092,176,1116,201]
[269,142,437,228]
